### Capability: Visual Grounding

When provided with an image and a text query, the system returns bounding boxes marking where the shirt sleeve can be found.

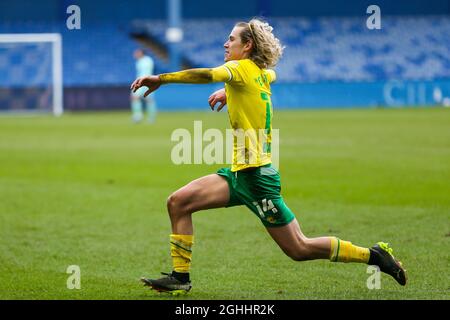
[221,60,246,85]
[211,65,232,82]
[265,69,277,83]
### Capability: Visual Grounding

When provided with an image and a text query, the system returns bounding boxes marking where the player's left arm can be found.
[130,67,230,97]
[208,88,226,112]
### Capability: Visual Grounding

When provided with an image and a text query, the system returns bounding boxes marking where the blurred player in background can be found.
[131,18,407,295]
[131,48,157,123]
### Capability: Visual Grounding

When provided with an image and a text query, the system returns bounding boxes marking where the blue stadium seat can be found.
[0,21,163,87]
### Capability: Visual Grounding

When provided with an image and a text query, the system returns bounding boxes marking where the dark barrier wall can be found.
[1,0,449,22]
[64,86,131,111]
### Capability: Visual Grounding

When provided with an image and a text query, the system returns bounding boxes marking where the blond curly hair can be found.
[235,18,284,69]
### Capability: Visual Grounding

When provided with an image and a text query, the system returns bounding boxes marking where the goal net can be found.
[0,33,63,116]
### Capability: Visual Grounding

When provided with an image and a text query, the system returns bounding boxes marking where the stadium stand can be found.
[131,16,450,83]
[1,16,449,88]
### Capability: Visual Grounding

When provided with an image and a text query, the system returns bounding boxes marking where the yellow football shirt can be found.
[215,59,276,172]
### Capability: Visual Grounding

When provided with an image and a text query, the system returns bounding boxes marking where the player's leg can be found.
[266,218,331,260]
[266,218,371,262]
[131,97,143,122]
[131,89,145,123]
[141,174,231,293]
[239,167,371,265]
[145,94,157,124]
[239,165,407,285]
[166,173,230,235]
[266,218,407,285]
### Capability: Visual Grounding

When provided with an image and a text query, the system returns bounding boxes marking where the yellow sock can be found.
[329,237,370,263]
[170,234,194,273]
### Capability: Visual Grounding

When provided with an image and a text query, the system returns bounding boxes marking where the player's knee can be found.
[167,192,190,215]
[167,193,180,213]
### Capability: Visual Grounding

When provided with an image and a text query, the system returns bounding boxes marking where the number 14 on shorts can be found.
[253,199,278,218]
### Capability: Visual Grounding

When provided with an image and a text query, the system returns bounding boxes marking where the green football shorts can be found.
[217,164,295,227]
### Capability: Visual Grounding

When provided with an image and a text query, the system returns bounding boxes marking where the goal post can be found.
[0,33,63,116]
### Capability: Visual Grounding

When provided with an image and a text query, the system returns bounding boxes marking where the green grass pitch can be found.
[0,107,449,299]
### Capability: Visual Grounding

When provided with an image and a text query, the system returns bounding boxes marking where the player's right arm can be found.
[130,66,231,97]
